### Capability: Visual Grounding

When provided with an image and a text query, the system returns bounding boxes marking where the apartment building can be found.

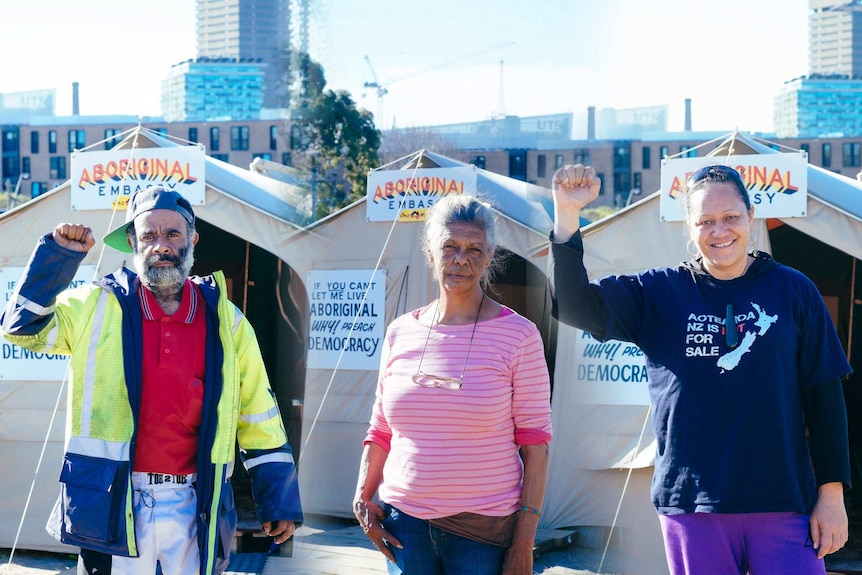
[1,117,291,199]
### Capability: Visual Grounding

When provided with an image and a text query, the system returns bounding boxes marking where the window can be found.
[633,172,642,194]
[50,156,67,180]
[823,143,832,168]
[508,150,527,181]
[188,127,198,143]
[843,142,861,167]
[573,149,591,165]
[68,129,85,152]
[3,128,19,152]
[31,181,48,197]
[211,153,229,162]
[22,157,30,175]
[680,145,696,158]
[290,124,310,150]
[659,145,669,160]
[642,146,651,169]
[230,126,249,150]
[104,129,122,150]
[30,131,39,154]
[470,155,485,169]
[800,143,810,156]
[153,128,168,136]
[537,154,547,178]
[282,152,292,166]
[48,130,57,154]
[1,157,16,177]
[614,145,630,168]
[210,127,220,151]
[269,125,278,150]
[596,172,605,195]
[252,152,272,161]
[555,154,564,170]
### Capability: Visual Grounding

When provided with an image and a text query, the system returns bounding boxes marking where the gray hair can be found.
[423,194,503,289]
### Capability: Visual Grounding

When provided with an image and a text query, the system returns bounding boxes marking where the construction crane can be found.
[363,40,515,128]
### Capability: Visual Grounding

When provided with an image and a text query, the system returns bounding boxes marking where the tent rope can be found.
[298,150,427,463]
[6,365,69,569]
[7,128,143,568]
[748,134,808,154]
[597,404,652,575]
[663,131,735,161]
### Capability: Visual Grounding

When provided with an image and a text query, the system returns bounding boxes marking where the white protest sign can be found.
[0,265,96,380]
[660,152,808,221]
[306,269,386,370]
[571,330,650,405]
[70,145,206,211]
[366,167,476,222]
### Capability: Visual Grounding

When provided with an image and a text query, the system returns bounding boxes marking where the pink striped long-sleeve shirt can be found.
[364,303,552,520]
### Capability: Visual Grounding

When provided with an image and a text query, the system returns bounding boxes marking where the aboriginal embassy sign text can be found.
[366,167,476,222]
[70,145,206,211]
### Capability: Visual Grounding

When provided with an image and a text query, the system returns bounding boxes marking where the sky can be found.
[0,0,810,133]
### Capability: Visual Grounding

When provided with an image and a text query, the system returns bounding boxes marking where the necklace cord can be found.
[414,293,486,381]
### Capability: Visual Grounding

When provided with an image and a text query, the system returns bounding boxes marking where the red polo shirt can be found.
[132,279,207,474]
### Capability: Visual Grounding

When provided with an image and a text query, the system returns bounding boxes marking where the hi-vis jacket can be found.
[0,235,303,575]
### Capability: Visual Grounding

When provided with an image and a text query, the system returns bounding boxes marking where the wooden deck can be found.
[255,518,577,574]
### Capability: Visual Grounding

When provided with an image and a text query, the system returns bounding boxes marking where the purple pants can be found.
[658,512,825,575]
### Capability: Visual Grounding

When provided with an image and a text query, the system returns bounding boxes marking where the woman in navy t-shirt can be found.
[550,163,850,574]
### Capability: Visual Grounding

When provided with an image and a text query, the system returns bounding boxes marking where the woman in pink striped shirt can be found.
[354,194,553,575]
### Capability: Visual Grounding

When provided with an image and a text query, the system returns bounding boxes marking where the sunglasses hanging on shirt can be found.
[725,303,739,349]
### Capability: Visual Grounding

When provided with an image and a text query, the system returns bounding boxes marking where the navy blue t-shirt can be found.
[552,233,851,515]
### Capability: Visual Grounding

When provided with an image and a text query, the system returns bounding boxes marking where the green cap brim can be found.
[103,223,133,253]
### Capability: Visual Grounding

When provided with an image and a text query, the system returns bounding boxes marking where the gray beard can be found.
[133,245,195,301]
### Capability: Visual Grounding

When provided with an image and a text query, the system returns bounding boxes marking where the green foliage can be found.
[284,50,381,220]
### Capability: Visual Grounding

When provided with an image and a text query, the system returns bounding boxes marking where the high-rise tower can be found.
[196,0,292,108]
[809,0,862,77]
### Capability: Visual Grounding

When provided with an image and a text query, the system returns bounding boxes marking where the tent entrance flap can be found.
[192,219,307,525]
[768,222,862,532]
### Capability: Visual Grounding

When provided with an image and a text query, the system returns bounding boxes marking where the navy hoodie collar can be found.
[681,250,774,280]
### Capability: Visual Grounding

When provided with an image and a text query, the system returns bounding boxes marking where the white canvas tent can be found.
[6,128,859,573]
[544,132,862,573]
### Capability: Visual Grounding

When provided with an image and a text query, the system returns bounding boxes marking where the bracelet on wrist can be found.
[518,505,542,517]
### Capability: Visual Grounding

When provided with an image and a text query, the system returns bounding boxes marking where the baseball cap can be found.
[103,186,196,253]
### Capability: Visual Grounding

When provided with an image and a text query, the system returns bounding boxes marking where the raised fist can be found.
[53,223,95,253]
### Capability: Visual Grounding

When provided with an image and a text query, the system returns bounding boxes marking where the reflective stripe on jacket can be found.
[0,234,303,575]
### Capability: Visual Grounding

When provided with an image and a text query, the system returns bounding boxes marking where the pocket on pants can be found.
[58,453,127,543]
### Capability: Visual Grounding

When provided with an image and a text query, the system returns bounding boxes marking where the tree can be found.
[280,49,381,220]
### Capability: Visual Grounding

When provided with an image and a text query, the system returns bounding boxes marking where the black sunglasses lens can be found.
[688,165,742,188]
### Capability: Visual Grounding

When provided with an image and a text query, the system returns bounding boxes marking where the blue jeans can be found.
[382,504,506,575]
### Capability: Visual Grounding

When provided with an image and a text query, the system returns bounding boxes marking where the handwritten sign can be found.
[571,330,650,405]
[306,269,386,370]
[660,152,808,221]
[0,265,96,380]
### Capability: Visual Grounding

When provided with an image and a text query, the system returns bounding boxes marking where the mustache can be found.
[145,253,182,267]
